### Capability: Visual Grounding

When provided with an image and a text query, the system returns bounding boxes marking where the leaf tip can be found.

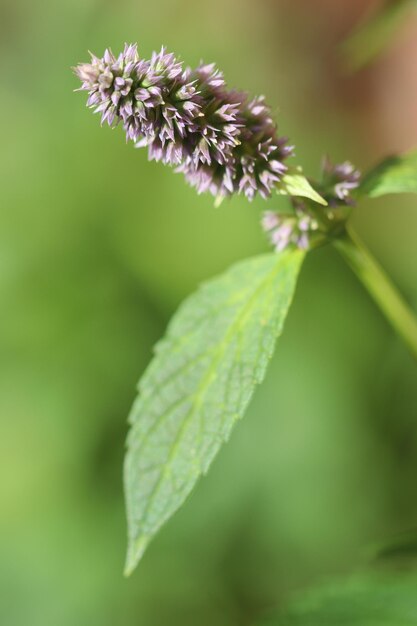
[314,192,328,207]
[124,534,150,577]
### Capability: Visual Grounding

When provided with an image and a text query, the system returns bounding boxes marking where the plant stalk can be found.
[333,226,417,362]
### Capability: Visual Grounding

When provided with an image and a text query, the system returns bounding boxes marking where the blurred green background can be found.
[1,0,417,624]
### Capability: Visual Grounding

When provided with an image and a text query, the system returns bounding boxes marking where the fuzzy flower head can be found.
[74,44,293,201]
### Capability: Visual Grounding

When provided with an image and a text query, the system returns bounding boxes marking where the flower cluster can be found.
[262,205,319,252]
[262,158,361,252]
[75,44,293,201]
[321,156,361,207]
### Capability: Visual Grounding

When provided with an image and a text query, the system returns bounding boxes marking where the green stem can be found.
[333,226,417,362]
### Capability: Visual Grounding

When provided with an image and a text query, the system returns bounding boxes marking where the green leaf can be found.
[124,250,305,574]
[258,571,417,626]
[277,167,327,206]
[341,0,417,71]
[359,150,417,198]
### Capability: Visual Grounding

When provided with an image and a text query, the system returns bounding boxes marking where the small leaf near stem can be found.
[276,166,328,206]
[333,227,417,362]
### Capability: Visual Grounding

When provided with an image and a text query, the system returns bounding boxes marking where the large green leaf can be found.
[124,250,305,574]
[259,571,417,626]
[359,150,417,198]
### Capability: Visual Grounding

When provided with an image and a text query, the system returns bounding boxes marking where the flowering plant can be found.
[75,44,417,577]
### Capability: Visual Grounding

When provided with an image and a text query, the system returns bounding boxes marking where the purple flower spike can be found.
[75,44,293,201]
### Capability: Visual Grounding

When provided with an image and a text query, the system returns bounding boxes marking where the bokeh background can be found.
[1,0,417,624]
